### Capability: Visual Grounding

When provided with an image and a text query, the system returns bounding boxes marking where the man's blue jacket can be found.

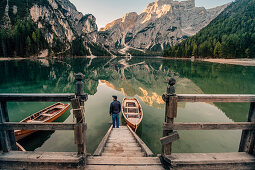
[110,100,121,114]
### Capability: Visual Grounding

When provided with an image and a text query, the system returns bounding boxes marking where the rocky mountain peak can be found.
[99,12,138,32]
[122,12,138,23]
[29,0,99,45]
[99,0,228,54]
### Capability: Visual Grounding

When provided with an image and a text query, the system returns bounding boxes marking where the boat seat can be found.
[52,106,63,109]
[29,120,43,123]
[41,114,53,117]
[127,113,139,115]
[126,113,140,118]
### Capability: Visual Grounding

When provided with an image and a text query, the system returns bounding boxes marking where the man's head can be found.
[112,95,117,100]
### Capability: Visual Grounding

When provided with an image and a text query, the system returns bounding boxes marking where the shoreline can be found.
[0,57,28,61]
[163,57,255,66]
[1,57,255,67]
[202,58,255,67]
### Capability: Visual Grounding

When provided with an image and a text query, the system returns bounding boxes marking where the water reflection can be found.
[0,57,255,154]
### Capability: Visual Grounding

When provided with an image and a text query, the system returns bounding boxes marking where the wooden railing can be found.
[161,78,255,156]
[0,73,88,157]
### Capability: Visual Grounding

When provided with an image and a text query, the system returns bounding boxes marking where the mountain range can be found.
[163,0,255,58]
[0,0,111,57]
[99,0,228,55]
[0,0,230,57]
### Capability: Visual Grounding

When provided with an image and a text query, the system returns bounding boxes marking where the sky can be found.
[69,0,233,29]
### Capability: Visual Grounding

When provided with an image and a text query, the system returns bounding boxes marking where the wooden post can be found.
[239,102,255,155]
[0,102,17,152]
[72,73,87,156]
[162,78,178,156]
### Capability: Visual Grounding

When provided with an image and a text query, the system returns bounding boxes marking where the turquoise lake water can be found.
[0,56,255,154]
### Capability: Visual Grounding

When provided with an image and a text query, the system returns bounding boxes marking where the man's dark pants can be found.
[112,113,119,128]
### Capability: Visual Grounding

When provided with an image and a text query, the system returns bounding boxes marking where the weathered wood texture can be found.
[100,126,145,157]
[239,102,255,155]
[160,131,180,145]
[127,125,154,157]
[163,122,255,130]
[87,156,162,165]
[89,126,163,169]
[164,152,255,169]
[162,96,177,155]
[71,97,86,155]
[0,151,83,170]
[0,102,17,152]
[0,93,87,102]
[0,122,77,130]
[167,96,178,118]
[94,125,113,156]
[74,123,87,145]
[86,165,164,170]
[87,156,164,169]
[177,94,255,103]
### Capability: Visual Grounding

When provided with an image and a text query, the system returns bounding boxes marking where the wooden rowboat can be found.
[15,102,70,141]
[122,97,143,132]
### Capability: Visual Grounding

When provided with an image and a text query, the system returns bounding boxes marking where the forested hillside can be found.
[163,0,255,58]
[0,19,48,57]
[0,0,49,57]
[0,0,110,57]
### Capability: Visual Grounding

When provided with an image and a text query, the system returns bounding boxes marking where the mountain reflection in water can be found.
[0,57,255,154]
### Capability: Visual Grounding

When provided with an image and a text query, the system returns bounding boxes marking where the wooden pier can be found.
[160,78,255,169]
[0,74,255,169]
[87,125,163,169]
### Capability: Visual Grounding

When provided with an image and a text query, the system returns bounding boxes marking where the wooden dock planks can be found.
[0,151,83,169]
[88,125,164,169]
[163,152,255,169]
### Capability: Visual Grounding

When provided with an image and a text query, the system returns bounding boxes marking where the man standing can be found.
[109,95,121,128]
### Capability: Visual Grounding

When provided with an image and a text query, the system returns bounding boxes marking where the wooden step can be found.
[107,140,137,145]
[108,136,134,139]
[110,131,130,134]
[109,134,133,137]
[107,139,136,143]
[116,126,128,128]
[112,127,128,129]
[0,151,82,169]
[103,150,144,154]
[110,131,132,134]
[109,136,133,139]
[109,135,133,137]
[103,150,143,154]
[106,143,139,147]
[164,152,255,169]
[110,135,133,137]
[111,129,129,132]
[87,156,162,165]
[101,152,145,157]
[86,165,165,170]
[104,146,141,152]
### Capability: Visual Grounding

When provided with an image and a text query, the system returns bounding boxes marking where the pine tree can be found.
[192,43,198,56]
[26,36,31,56]
[214,41,222,58]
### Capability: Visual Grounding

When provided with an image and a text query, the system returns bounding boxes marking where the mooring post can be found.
[161,78,178,156]
[0,101,17,152]
[71,73,87,158]
[239,102,255,155]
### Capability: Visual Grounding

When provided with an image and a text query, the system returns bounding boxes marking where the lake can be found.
[0,56,255,154]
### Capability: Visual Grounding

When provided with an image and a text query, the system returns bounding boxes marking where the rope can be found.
[71,107,85,123]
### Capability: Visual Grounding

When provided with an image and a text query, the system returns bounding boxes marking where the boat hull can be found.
[122,98,143,132]
[126,119,140,132]
[15,103,70,141]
